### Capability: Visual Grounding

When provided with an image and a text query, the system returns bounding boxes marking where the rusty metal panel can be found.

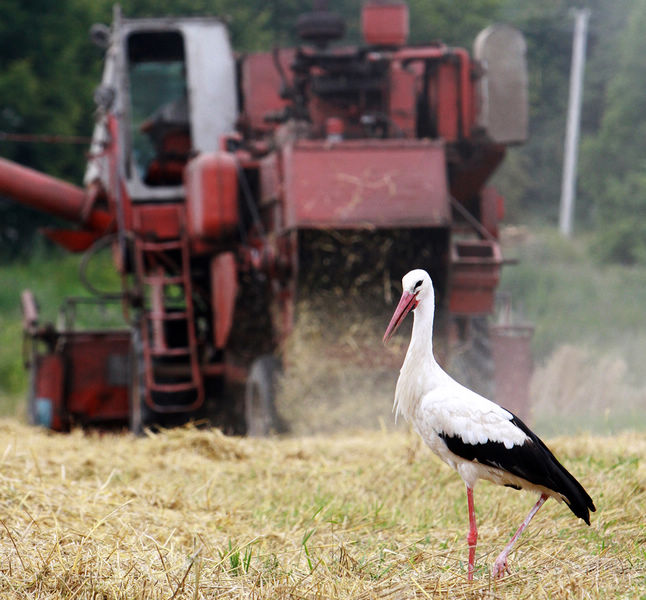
[63,332,131,422]
[132,204,182,240]
[362,1,409,46]
[185,152,238,240]
[282,139,450,229]
[34,354,65,431]
[449,239,502,314]
[241,50,295,134]
[436,62,459,141]
[389,61,418,138]
[211,252,238,349]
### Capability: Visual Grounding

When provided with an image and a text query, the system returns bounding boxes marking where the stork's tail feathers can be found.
[511,416,596,525]
[546,449,595,524]
[546,450,596,524]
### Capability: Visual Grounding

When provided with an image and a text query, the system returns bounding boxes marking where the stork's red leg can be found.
[493,493,548,578]
[466,485,478,581]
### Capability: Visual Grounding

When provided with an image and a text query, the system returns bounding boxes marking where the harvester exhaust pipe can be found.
[0,157,112,232]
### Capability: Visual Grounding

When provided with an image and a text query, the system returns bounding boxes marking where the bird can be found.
[383,269,595,580]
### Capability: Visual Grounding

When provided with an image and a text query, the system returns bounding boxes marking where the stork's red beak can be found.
[383,291,418,344]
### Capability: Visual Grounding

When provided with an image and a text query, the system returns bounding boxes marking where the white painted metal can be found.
[182,21,237,154]
[474,24,528,145]
[559,9,591,237]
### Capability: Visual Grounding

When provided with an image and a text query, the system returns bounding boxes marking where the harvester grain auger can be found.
[2,2,531,434]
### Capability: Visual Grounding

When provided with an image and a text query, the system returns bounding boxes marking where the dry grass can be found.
[0,419,644,599]
[530,345,646,435]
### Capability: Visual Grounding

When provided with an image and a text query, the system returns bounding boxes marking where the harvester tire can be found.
[244,355,284,437]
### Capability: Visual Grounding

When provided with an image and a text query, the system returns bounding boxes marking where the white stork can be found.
[383,269,595,580]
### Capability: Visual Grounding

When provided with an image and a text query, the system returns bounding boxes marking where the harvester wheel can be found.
[244,355,284,437]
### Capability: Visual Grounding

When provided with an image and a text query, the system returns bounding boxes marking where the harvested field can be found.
[0,419,644,599]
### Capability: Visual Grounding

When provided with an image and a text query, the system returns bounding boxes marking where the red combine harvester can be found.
[1,2,529,434]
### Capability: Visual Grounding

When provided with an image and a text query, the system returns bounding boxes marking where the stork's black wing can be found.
[440,414,596,524]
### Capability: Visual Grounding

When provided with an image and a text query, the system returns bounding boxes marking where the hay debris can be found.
[0,419,643,598]
[277,294,408,435]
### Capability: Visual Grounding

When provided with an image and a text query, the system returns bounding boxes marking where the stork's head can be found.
[383,269,433,344]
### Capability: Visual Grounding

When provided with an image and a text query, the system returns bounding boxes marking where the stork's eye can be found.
[414,280,423,290]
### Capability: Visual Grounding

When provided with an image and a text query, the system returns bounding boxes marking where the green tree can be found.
[0,0,108,258]
[579,0,646,263]
[491,0,633,226]
[408,0,508,47]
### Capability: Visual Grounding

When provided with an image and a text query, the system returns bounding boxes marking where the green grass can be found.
[500,228,646,371]
[0,421,643,599]
[0,247,121,414]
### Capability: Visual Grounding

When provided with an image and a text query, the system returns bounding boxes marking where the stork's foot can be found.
[492,555,510,579]
[467,545,476,581]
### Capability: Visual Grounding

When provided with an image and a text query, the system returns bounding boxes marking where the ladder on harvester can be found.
[132,208,203,414]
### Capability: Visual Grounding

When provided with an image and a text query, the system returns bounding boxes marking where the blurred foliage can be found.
[493,0,634,228]
[0,0,105,258]
[579,0,646,264]
[500,228,646,376]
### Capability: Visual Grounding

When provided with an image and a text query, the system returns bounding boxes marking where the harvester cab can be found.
[85,9,237,196]
[3,2,532,434]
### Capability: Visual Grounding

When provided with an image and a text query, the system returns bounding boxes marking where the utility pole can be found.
[559,8,590,237]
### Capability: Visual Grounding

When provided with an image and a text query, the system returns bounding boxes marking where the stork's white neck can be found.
[394,295,445,421]
[408,297,436,358]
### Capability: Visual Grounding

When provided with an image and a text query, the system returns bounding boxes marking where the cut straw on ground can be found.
[0,419,644,598]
